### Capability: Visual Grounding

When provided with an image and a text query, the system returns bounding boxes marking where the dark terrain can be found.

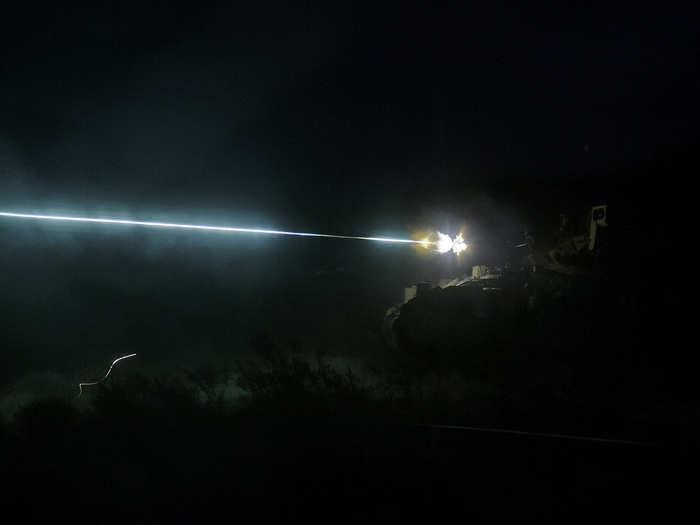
[1,170,696,522]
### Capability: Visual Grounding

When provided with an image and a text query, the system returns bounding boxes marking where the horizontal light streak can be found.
[0,211,429,246]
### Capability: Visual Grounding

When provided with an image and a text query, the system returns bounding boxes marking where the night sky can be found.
[1,3,698,388]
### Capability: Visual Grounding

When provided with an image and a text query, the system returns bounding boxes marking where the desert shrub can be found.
[89,371,201,421]
[234,334,371,418]
[11,395,79,438]
[184,363,232,405]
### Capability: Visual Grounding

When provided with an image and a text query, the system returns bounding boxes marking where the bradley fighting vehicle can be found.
[383,205,609,356]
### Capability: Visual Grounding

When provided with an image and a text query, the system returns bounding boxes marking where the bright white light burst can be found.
[435,232,468,254]
[436,232,454,253]
[452,233,467,254]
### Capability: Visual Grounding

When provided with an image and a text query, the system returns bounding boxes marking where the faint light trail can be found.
[0,211,429,246]
[77,353,137,397]
[417,423,658,447]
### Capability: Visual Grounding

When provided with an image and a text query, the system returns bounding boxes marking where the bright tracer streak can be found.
[0,211,430,246]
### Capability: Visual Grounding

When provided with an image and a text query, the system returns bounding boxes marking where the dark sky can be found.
[1,3,698,382]
[2,4,698,193]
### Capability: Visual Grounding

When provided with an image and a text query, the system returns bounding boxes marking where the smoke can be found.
[0,6,529,392]
[0,370,73,421]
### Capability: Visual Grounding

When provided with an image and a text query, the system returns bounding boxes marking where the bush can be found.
[234,334,371,418]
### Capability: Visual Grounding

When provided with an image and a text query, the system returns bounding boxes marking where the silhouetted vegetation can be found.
[1,176,695,520]
[1,316,694,522]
